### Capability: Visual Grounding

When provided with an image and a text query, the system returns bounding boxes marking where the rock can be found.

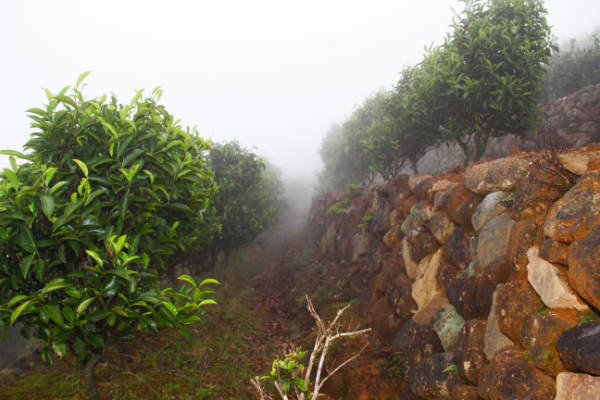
[432,180,459,192]
[467,260,483,277]
[351,231,375,262]
[477,347,556,400]
[476,256,511,318]
[455,277,481,320]
[448,184,482,229]
[555,372,600,400]
[412,232,441,263]
[464,156,532,195]
[367,297,395,335]
[437,262,465,306]
[450,386,480,400]
[380,313,405,343]
[471,191,511,235]
[510,167,566,222]
[538,239,568,265]
[557,320,600,375]
[383,225,405,251]
[433,304,465,352]
[409,174,434,191]
[403,196,420,221]
[403,238,419,280]
[0,367,24,385]
[391,319,444,380]
[427,212,457,245]
[401,201,433,239]
[442,227,472,270]
[567,225,600,310]
[456,319,488,385]
[519,313,575,377]
[558,152,592,175]
[469,237,478,263]
[410,353,466,400]
[412,176,437,201]
[434,190,451,212]
[545,170,600,243]
[483,285,513,361]
[506,220,541,280]
[526,247,589,310]
[495,280,542,343]
[370,199,391,235]
[477,214,515,270]
[374,252,405,297]
[412,250,450,325]
[386,273,418,324]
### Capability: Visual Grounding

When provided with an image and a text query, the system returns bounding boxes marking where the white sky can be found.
[1,0,598,180]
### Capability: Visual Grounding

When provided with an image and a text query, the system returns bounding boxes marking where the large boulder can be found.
[427,212,457,245]
[437,262,465,306]
[510,167,565,222]
[391,319,444,380]
[401,201,433,239]
[351,231,375,262]
[477,214,515,270]
[374,252,405,297]
[456,319,488,385]
[454,276,481,321]
[412,232,441,263]
[544,170,600,243]
[412,176,437,201]
[557,320,600,375]
[383,225,405,251]
[410,353,466,400]
[495,280,542,343]
[567,225,600,310]
[447,184,482,229]
[483,285,514,361]
[476,255,511,318]
[403,238,419,280]
[366,297,403,342]
[471,191,511,235]
[386,273,418,325]
[464,156,531,195]
[538,239,568,265]
[369,199,391,235]
[442,227,472,270]
[506,219,541,280]
[412,250,450,325]
[526,248,589,310]
[432,304,465,352]
[520,312,576,377]
[478,347,556,400]
[321,222,337,256]
[555,372,600,400]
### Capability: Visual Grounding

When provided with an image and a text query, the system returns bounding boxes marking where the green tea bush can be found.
[0,73,219,399]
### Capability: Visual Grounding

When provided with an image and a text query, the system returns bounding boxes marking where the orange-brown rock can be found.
[494,280,542,343]
[412,176,437,201]
[442,227,472,270]
[386,273,417,324]
[478,347,556,400]
[538,239,568,265]
[448,183,482,229]
[391,319,444,381]
[456,319,488,385]
[476,255,511,318]
[427,212,457,245]
[412,232,441,264]
[367,297,402,342]
[545,170,600,243]
[506,220,542,280]
[510,166,565,222]
[464,156,532,195]
[383,224,404,251]
[557,320,600,375]
[373,252,404,301]
[567,224,600,310]
[410,353,467,399]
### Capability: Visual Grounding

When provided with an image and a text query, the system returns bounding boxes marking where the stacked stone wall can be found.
[307,146,600,399]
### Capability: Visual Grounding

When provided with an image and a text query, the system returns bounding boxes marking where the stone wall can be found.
[307,147,600,399]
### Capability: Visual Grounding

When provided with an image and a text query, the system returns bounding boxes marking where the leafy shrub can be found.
[0,73,219,399]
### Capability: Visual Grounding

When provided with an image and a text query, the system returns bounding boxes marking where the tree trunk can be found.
[456,136,472,167]
[473,132,490,163]
[83,352,102,400]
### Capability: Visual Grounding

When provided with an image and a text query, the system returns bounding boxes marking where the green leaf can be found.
[6,295,30,309]
[62,306,75,326]
[198,299,217,307]
[73,159,88,177]
[163,302,177,316]
[44,167,58,186]
[177,328,193,345]
[20,253,36,278]
[44,304,66,327]
[105,269,131,281]
[64,201,82,218]
[10,300,35,325]
[54,94,76,108]
[0,150,33,161]
[41,195,55,220]
[76,71,92,88]
[9,156,17,173]
[85,250,103,267]
[40,278,72,295]
[177,275,197,288]
[53,342,67,357]
[74,337,87,360]
[199,278,220,287]
[49,181,68,195]
[294,378,308,392]
[88,310,111,322]
[77,297,95,314]
[84,188,107,206]
[88,333,104,348]
[3,168,20,190]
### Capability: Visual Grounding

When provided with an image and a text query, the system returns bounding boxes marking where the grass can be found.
[0,244,283,400]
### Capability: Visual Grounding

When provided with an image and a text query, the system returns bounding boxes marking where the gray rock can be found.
[477,214,515,270]
[351,231,374,262]
[471,191,511,235]
[464,156,532,195]
[433,304,465,352]
[427,212,457,245]
[483,284,513,361]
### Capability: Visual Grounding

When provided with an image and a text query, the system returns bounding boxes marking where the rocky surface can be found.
[456,319,488,385]
[471,191,511,235]
[567,224,600,310]
[447,184,482,229]
[557,320,600,375]
[494,280,542,343]
[477,214,515,270]
[432,304,465,352]
[410,352,465,399]
[555,372,600,400]
[483,286,513,361]
[464,156,531,195]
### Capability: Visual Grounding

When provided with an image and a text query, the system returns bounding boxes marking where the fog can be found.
[1,0,599,188]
